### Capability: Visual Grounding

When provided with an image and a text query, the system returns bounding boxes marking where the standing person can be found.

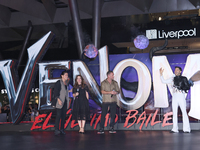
[98,71,119,134]
[72,75,90,134]
[160,66,191,133]
[1,104,10,122]
[53,71,70,135]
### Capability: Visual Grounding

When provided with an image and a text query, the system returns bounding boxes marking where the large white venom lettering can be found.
[0,32,54,124]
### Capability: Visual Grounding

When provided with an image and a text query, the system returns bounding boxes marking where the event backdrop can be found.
[47,52,194,121]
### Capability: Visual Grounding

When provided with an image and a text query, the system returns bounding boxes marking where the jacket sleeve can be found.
[181,77,191,92]
[51,80,61,107]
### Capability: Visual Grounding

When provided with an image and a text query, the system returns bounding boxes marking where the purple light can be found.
[134,35,149,50]
[84,44,98,58]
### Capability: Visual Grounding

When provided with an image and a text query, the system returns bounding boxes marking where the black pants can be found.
[100,102,117,129]
[55,100,67,130]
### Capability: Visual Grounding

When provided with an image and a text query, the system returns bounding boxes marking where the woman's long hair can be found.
[73,75,85,89]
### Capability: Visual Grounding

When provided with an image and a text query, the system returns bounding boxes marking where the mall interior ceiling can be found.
[0,0,200,68]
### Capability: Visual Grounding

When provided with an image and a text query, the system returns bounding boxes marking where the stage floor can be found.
[0,131,200,150]
[1,130,200,150]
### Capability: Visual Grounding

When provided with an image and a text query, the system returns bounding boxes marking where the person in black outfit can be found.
[52,71,70,135]
[72,75,89,133]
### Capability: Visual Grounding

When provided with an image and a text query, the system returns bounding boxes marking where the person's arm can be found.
[101,90,112,95]
[85,85,89,100]
[160,76,173,84]
[68,88,72,93]
[86,91,89,100]
[101,82,116,95]
[53,81,62,106]
[72,87,79,98]
[159,68,173,84]
[114,82,120,95]
[72,93,76,97]
[54,81,61,99]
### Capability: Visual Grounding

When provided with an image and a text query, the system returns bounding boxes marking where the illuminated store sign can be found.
[1,88,39,94]
[146,28,196,39]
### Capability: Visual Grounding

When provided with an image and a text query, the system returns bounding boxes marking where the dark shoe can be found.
[97,128,104,134]
[109,127,116,134]
[169,130,178,133]
[184,131,190,133]
[81,131,85,134]
[54,130,60,136]
[60,130,66,135]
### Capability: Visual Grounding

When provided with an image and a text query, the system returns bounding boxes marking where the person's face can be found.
[108,72,114,80]
[77,76,82,84]
[174,68,182,76]
[61,73,68,81]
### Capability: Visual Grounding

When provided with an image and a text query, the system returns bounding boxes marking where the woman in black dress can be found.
[72,75,90,133]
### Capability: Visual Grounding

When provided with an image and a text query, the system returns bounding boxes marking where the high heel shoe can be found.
[79,129,82,133]
[79,127,82,133]
[80,127,85,134]
[81,130,85,134]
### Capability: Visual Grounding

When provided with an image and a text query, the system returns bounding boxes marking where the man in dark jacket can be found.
[52,71,70,135]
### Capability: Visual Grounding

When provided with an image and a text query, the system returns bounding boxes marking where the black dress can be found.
[72,85,90,120]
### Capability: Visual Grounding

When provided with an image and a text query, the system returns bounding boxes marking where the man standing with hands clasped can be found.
[98,71,120,134]
[159,66,191,133]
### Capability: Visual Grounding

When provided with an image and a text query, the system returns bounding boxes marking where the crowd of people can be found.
[52,70,119,135]
[53,66,192,135]
[0,104,9,114]
[0,103,11,122]
[24,103,39,121]
[0,102,39,122]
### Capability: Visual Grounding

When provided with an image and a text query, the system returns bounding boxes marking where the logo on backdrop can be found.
[146,28,196,39]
